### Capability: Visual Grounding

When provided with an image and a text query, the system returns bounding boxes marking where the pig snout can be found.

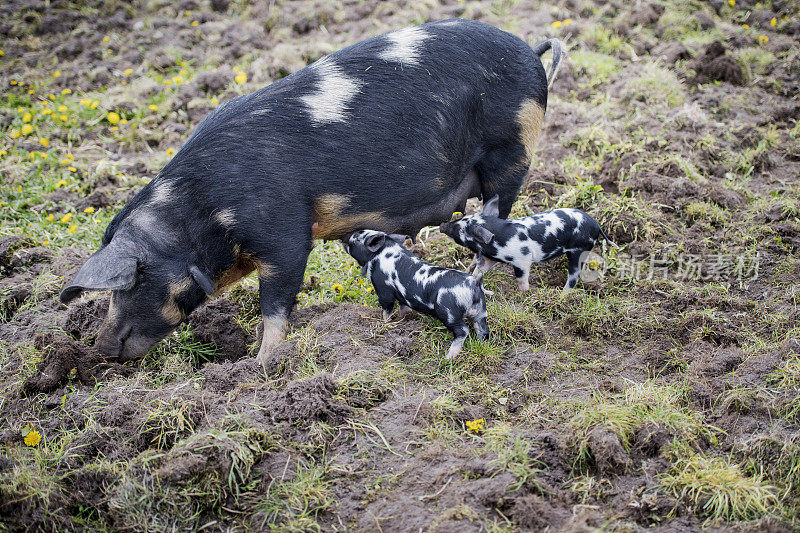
[94,322,156,361]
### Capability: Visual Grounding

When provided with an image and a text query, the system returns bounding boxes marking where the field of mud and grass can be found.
[1,0,799,531]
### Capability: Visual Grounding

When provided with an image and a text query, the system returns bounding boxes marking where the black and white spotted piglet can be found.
[439,196,616,291]
[344,230,489,359]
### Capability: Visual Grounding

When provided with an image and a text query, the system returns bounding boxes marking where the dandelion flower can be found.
[21,124,33,135]
[563,18,572,25]
[588,259,600,270]
[48,93,56,100]
[102,35,110,42]
[68,224,77,234]
[107,111,120,124]
[149,104,158,111]
[47,213,55,222]
[0,50,4,57]
[728,0,735,5]
[53,70,61,78]
[332,283,344,292]
[166,147,175,156]
[60,212,72,223]
[124,68,133,76]
[758,35,769,44]
[551,20,562,28]
[64,153,74,161]
[742,24,749,29]
[10,130,20,138]
[80,98,91,107]
[61,88,71,95]
[172,75,184,84]
[27,89,34,95]
[23,429,42,447]
[22,112,32,123]
[770,17,777,26]
[0,150,6,157]
[38,138,50,147]
[68,166,77,172]
[57,105,67,112]
[41,108,52,116]
[235,72,247,84]
[59,114,68,122]
[84,206,95,213]
[55,180,67,188]
[466,419,485,433]
[191,20,199,26]
[90,101,98,109]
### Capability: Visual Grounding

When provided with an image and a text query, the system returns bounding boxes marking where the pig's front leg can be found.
[255,237,312,369]
[445,321,470,359]
[563,251,583,292]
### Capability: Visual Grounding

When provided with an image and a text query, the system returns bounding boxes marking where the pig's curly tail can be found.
[531,38,565,90]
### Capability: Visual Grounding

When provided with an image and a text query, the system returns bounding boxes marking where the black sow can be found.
[59,19,564,367]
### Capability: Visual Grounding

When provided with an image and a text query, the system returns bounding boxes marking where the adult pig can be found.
[59,19,563,367]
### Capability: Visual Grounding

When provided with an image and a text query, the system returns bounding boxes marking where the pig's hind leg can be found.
[474,148,530,219]
[563,250,584,291]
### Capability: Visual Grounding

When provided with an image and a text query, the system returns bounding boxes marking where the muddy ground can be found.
[1,0,799,531]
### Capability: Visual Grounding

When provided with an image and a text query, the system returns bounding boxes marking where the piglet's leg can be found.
[378,294,396,322]
[513,265,531,291]
[445,321,470,359]
[563,251,583,291]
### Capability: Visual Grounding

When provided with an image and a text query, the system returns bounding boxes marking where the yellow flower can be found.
[332,283,344,292]
[166,147,175,156]
[184,10,192,16]
[179,69,188,77]
[211,96,218,104]
[55,179,67,187]
[172,75,184,84]
[551,20,562,28]
[728,0,735,5]
[27,89,34,94]
[0,150,6,157]
[10,130,20,138]
[10,79,16,85]
[465,419,485,433]
[588,259,600,270]
[22,112,32,123]
[59,114,68,122]
[23,429,42,447]
[84,206,95,213]
[53,70,61,78]
[149,104,158,111]
[41,108,52,115]
[191,20,199,26]
[61,88,71,94]
[48,93,55,100]
[111,126,118,131]
[163,78,173,85]
[64,153,74,161]
[21,124,33,135]
[57,105,67,112]
[107,111,120,124]
[102,35,110,42]
[758,35,769,44]
[90,101,98,109]
[80,98,91,107]
[68,166,77,172]
[770,17,777,26]
[38,138,50,147]
[0,50,4,57]
[742,24,749,29]
[60,212,72,223]
[68,224,77,234]
[124,68,133,75]
[120,118,127,124]
[235,72,247,84]
[563,18,572,25]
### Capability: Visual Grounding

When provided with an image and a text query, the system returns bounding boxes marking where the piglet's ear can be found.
[365,233,386,252]
[189,265,215,296]
[482,195,500,218]
[59,237,137,304]
[474,226,495,244]
[388,234,411,246]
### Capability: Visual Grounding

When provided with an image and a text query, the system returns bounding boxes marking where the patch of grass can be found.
[137,396,200,450]
[736,46,776,76]
[583,24,631,57]
[684,201,727,226]
[570,381,717,471]
[660,445,780,524]
[482,423,544,492]
[250,459,333,531]
[570,50,620,87]
[302,240,377,307]
[626,62,686,108]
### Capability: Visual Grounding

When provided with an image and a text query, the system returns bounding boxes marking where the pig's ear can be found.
[482,195,500,218]
[473,226,495,244]
[365,233,386,252]
[189,265,215,296]
[59,239,137,304]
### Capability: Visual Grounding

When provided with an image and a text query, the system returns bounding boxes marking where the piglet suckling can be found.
[344,230,488,359]
[439,196,616,291]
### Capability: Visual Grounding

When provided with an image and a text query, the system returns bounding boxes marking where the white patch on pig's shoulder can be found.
[149,180,174,206]
[300,57,363,125]
[379,27,430,66]
[214,207,237,228]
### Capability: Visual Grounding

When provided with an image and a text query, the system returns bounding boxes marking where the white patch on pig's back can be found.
[300,57,363,125]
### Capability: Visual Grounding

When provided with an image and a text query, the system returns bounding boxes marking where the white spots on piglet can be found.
[300,57,363,125]
[379,27,430,66]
